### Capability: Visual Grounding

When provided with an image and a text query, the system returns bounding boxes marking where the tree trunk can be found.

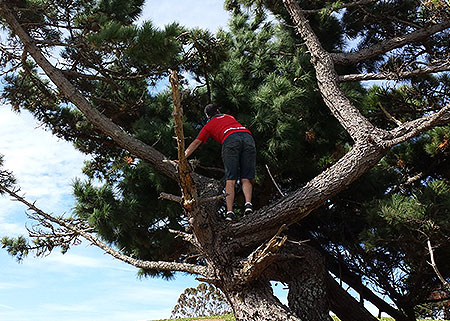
[225,278,302,321]
[219,243,333,321]
[267,243,333,321]
[214,243,335,321]
[327,275,379,321]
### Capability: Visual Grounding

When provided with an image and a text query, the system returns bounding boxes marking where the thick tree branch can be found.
[327,275,379,321]
[385,103,450,148]
[0,2,177,181]
[282,0,382,143]
[338,61,450,82]
[0,183,207,276]
[332,21,450,65]
[231,142,388,248]
[229,0,397,247]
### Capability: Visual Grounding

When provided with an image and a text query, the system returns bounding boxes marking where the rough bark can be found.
[331,21,450,66]
[327,275,380,321]
[225,278,302,321]
[282,0,379,143]
[231,142,388,249]
[339,61,450,82]
[267,244,333,321]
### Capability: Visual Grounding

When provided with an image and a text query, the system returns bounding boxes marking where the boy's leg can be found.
[222,134,241,214]
[241,178,253,204]
[240,133,256,214]
[225,180,236,212]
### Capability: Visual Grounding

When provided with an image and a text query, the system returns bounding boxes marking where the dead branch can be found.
[195,162,225,173]
[234,224,288,286]
[169,229,201,249]
[378,102,402,126]
[265,164,286,197]
[169,70,199,213]
[169,70,218,258]
[427,239,450,291]
[159,192,182,204]
[198,194,226,205]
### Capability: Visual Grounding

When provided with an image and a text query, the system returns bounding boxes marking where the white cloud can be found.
[0,219,25,236]
[43,252,115,269]
[140,0,230,31]
[0,107,88,237]
[0,108,87,201]
[0,281,31,290]
[41,303,95,313]
[117,284,184,305]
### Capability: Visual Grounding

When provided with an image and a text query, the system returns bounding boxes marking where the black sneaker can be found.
[224,211,234,221]
[244,202,253,215]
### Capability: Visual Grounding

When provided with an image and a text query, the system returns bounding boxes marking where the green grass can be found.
[154,314,234,321]
[154,315,448,321]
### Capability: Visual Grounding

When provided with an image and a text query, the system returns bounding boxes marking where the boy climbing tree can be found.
[185,103,256,220]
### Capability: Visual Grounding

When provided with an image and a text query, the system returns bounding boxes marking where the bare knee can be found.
[226,180,236,188]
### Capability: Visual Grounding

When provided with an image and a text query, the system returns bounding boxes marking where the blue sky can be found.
[0,2,231,321]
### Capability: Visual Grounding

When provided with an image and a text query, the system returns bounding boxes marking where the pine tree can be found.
[0,1,449,321]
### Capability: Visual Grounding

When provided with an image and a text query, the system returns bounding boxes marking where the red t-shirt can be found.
[197,114,251,144]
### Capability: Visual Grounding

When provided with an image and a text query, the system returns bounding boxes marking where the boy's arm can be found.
[185,138,202,158]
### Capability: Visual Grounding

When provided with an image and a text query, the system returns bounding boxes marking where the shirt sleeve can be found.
[196,125,210,144]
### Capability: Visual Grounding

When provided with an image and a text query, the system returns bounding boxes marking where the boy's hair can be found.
[204,103,220,118]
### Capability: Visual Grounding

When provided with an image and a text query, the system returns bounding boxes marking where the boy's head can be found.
[204,103,220,119]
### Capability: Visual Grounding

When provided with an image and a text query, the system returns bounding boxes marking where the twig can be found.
[198,194,226,205]
[265,164,286,197]
[169,229,201,249]
[159,192,182,204]
[338,62,450,82]
[427,239,450,290]
[196,276,221,286]
[378,102,402,126]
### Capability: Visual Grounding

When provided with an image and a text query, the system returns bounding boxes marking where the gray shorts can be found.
[221,132,256,180]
